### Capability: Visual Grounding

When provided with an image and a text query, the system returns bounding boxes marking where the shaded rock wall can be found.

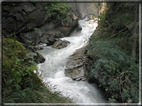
[2,2,78,47]
[2,2,50,34]
[2,2,101,47]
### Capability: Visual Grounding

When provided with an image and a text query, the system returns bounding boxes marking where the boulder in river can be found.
[65,47,88,81]
[34,52,45,63]
[52,39,70,49]
[24,52,45,64]
[76,25,82,31]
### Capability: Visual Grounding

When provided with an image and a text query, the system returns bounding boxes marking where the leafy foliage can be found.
[45,3,71,24]
[2,38,71,103]
[87,41,138,103]
[87,3,139,103]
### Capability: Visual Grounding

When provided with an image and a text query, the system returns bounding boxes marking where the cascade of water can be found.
[37,19,106,104]
[83,16,89,21]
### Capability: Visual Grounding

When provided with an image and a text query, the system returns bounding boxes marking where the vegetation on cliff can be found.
[2,37,70,103]
[2,1,73,103]
[87,3,139,103]
[2,38,71,103]
[2,2,140,104]
[45,2,71,24]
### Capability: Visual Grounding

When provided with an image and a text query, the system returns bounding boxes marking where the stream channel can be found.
[37,19,107,104]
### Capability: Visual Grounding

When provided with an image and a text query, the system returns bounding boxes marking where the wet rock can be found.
[48,35,55,42]
[33,46,44,51]
[52,39,70,49]
[89,20,95,24]
[66,66,85,80]
[24,52,45,64]
[40,34,49,44]
[20,3,36,13]
[34,43,47,50]
[19,25,74,47]
[20,29,42,46]
[65,47,88,81]
[40,23,55,32]
[47,30,64,38]
[75,76,86,81]
[34,52,45,63]
[76,25,82,31]
[20,28,65,46]
[56,27,73,37]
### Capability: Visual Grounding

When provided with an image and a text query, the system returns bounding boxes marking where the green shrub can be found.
[2,38,71,103]
[45,3,71,23]
[2,38,37,96]
[87,40,139,103]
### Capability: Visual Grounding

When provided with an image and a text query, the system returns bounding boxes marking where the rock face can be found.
[52,39,70,49]
[65,47,88,81]
[67,2,101,19]
[2,3,50,34]
[2,2,78,47]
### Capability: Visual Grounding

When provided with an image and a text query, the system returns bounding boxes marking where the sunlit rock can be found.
[65,47,88,81]
[52,39,70,49]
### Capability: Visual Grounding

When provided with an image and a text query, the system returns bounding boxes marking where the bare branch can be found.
[106,22,134,40]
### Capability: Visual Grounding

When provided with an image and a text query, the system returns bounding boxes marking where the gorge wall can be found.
[2,2,104,103]
[2,2,78,48]
[2,2,103,78]
[2,1,103,78]
[68,2,101,19]
[2,2,102,48]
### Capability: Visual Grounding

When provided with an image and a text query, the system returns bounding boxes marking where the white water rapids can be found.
[37,19,107,104]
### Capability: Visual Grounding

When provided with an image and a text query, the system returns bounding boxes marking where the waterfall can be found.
[37,19,107,104]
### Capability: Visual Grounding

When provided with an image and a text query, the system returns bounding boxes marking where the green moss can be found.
[3,38,26,59]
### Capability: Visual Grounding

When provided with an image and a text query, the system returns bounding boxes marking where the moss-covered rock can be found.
[2,37,71,103]
[3,38,26,58]
[3,38,26,70]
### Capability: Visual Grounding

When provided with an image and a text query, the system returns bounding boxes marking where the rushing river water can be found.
[37,19,107,104]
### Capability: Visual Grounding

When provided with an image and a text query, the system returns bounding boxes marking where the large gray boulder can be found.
[52,39,70,49]
[65,47,88,81]
[76,25,82,31]
[20,29,42,46]
[20,26,70,46]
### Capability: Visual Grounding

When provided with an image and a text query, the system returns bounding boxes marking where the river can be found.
[37,19,107,104]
